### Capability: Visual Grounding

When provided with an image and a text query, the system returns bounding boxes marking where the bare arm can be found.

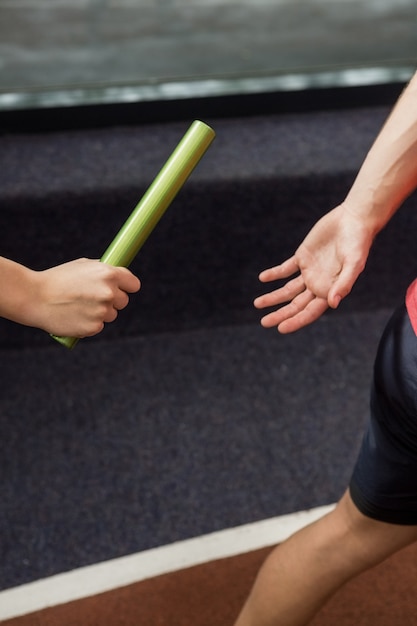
[0,256,140,337]
[255,71,417,333]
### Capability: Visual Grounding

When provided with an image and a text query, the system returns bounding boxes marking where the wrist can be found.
[340,194,394,239]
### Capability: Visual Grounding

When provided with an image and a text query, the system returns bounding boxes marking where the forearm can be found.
[0,257,40,326]
[344,71,417,235]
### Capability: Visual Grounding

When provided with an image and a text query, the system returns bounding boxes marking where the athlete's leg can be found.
[234,489,417,626]
[235,304,417,625]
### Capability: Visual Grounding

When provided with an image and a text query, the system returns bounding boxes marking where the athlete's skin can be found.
[234,71,417,626]
[0,256,140,337]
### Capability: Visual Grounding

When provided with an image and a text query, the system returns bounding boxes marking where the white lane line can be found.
[0,503,335,621]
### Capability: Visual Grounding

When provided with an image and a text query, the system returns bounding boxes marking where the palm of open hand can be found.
[254,205,373,333]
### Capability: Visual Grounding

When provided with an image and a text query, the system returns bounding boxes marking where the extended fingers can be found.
[254,274,305,309]
[277,297,328,333]
[258,257,299,283]
[258,286,329,334]
[259,287,315,328]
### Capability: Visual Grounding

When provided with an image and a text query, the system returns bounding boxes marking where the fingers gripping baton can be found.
[51,120,216,350]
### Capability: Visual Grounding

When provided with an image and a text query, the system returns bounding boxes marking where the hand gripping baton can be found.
[51,119,216,349]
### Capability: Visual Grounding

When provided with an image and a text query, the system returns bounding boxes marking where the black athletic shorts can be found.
[349,303,417,525]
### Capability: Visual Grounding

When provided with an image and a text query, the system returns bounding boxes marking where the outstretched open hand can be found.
[254,204,375,333]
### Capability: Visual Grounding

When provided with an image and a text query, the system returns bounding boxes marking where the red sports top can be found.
[406,278,417,335]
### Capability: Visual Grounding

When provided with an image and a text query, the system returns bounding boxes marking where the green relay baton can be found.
[52,119,216,350]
